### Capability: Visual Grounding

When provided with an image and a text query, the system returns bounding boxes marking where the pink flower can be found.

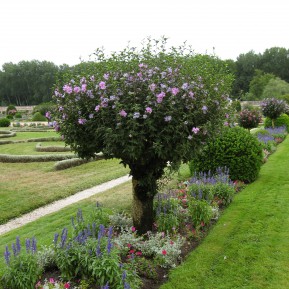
[81,84,87,92]
[64,283,70,289]
[170,241,174,245]
[63,84,72,94]
[119,110,127,117]
[225,113,229,119]
[99,81,106,90]
[136,251,142,256]
[129,249,135,254]
[162,249,167,255]
[131,226,136,232]
[45,111,51,119]
[78,118,86,125]
[189,91,194,98]
[49,278,55,284]
[95,105,100,112]
[171,87,179,96]
[192,127,200,134]
[127,243,132,248]
[145,107,152,114]
[74,86,81,93]
[224,121,229,126]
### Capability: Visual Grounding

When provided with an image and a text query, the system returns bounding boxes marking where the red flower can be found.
[64,283,70,289]
[127,243,131,248]
[136,251,142,256]
[162,249,167,255]
[170,240,174,245]
[201,221,205,227]
[129,249,135,254]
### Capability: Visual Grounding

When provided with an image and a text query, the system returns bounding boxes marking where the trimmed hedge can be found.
[27,137,61,142]
[190,126,263,183]
[35,142,71,152]
[0,130,16,138]
[54,154,104,170]
[0,154,76,163]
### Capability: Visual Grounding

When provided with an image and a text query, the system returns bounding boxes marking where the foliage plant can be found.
[238,108,262,129]
[190,127,263,183]
[32,112,47,121]
[0,118,11,127]
[264,113,289,132]
[1,236,42,289]
[261,98,286,127]
[52,38,233,233]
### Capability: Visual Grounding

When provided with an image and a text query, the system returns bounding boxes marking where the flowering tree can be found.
[261,98,285,127]
[239,109,262,130]
[52,40,233,233]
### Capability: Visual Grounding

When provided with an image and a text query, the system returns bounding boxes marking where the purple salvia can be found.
[60,228,68,248]
[54,233,59,246]
[4,246,10,266]
[16,236,21,254]
[25,238,31,253]
[31,237,37,254]
[12,243,17,257]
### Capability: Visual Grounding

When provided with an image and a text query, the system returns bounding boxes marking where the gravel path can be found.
[0,175,131,236]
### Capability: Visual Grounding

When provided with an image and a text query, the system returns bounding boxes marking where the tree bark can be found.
[132,178,154,234]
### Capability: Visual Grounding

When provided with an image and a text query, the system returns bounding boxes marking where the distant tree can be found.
[260,47,289,83]
[261,98,286,127]
[232,51,261,98]
[248,69,275,100]
[262,78,289,99]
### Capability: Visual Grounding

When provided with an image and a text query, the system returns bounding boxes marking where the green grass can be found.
[4,130,59,140]
[0,130,129,224]
[0,141,70,155]
[161,137,289,289]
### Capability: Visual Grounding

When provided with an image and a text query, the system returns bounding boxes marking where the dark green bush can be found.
[264,114,289,132]
[190,126,263,183]
[33,102,56,116]
[6,115,13,120]
[14,112,22,118]
[32,112,47,121]
[0,118,11,127]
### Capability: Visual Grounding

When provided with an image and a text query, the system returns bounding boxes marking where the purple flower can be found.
[89,113,94,119]
[81,84,87,92]
[157,92,165,103]
[149,83,156,92]
[4,246,11,265]
[103,73,109,80]
[63,84,72,94]
[119,110,127,117]
[202,106,208,113]
[189,91,195,98]
[73,86,81,93]
[45,111,51,119]
[78,118,87,125]
[87,90,94,98]
[59,106,64,111]
[90,75,95,81]
[133,112,140,119]
[171,87,179,96]
[182,83,189,90]
[99,81,106,90]
[164,116,172,122]
[139,63,147,68]
[145,107,152,114]
[95,105,100,112]
[192,127,200,134]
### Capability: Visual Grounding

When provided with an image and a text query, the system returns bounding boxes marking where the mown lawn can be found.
[161,137,289,289]
[0,130,129,224]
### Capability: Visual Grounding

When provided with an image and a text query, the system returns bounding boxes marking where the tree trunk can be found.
[132,178,154,234]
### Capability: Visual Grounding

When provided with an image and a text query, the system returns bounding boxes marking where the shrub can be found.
[33,102,56,116]
[238,109,262,129]
[6,104,17,115]
[264,114,289,132]
[0,118,11,127]
[210,182,235,206]
[190,127,263,183]
[6,114,14,120]
[14,112,22,118]
[32,112,47,121]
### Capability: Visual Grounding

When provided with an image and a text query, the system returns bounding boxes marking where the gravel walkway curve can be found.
[0,175,131,236]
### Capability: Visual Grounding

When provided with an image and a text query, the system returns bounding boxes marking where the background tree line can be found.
[1,46,289,106]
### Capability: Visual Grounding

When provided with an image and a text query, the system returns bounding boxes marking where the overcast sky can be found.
[1,0,288,68]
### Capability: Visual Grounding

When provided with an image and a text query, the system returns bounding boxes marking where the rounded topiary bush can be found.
[32,112,47,121]
[239,109,262,130]
[6,104,17,116]
[264,113,289,132]
[0,118,11,127]
[14,112,22,119]
[190,126,263,183]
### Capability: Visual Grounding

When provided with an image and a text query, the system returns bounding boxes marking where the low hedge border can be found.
[0,154,77,163]
[35,142,71,152]
[0,130,16,138]
[0,137,62,145]
[54,154,105,170]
